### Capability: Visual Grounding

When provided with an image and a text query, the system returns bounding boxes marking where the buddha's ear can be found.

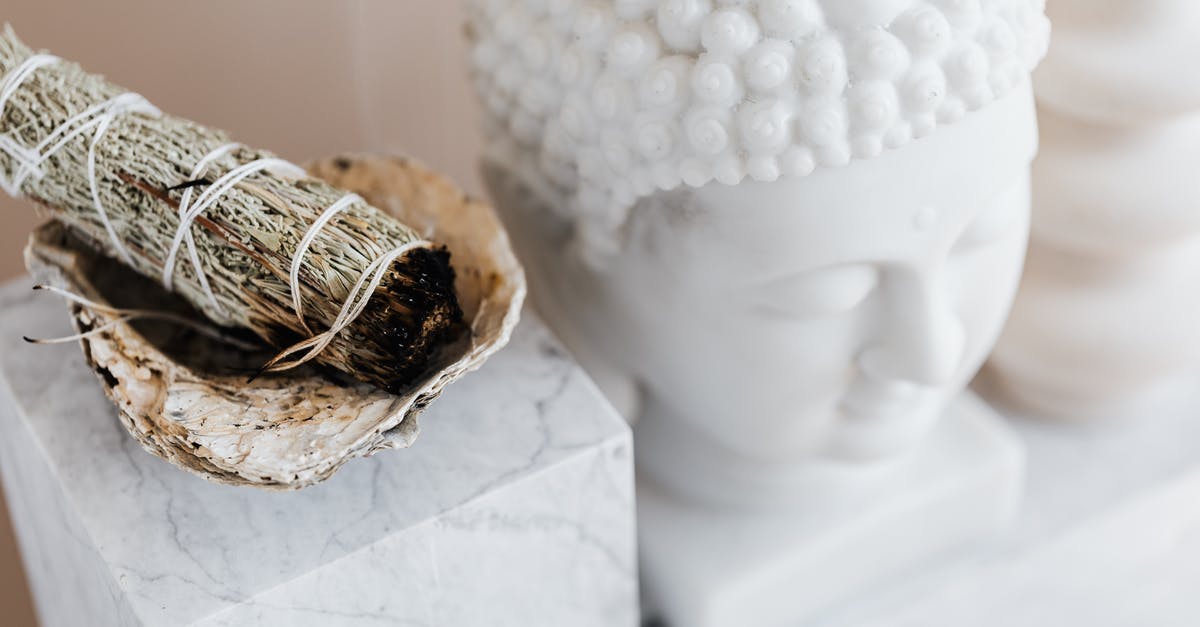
[480,153,575,245]
[589,360,645,426]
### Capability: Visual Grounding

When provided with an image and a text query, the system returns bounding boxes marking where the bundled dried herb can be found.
[0,27,463,393]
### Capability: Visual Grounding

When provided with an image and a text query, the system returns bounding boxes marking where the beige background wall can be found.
[0,2,482,624]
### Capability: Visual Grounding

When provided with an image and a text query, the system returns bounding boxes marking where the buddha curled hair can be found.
[467,0,1050,262]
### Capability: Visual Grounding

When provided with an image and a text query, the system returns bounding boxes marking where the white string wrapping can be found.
[164,141,243,314]
[2,54,438,377]
[86,93,162,265]
[10,93,161,195]
[160,156,305,287]
[0,53,59,195]
[263,238,432,374]
[0,53,56,109]
[289,192,362,333]
[23,285,259,350]
[0,53,162,264]
[8,98,129,190]
[0,134,41,187]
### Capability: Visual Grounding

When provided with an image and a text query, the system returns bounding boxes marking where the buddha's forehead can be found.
[676,75,1038,246]
[658,175,1005,275]
[673,139,1019,266]
[688,168,957,241]
[608,0,920,24]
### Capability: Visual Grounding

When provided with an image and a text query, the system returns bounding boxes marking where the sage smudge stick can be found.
[0,27,463,393]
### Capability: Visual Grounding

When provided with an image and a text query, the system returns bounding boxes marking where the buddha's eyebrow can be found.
[756,260,875,286]
[955,200,1019,249]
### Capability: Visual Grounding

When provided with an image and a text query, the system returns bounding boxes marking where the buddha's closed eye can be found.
[755,264,879,318]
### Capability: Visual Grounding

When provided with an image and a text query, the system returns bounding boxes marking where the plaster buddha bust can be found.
[467,1,1049,622]
[469,0,1048,501]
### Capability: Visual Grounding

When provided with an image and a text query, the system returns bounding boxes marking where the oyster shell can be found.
[23,155,526,489]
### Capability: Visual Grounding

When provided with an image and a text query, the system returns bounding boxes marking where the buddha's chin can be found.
[826,393,946,464]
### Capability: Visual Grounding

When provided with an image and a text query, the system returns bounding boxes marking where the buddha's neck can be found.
[633,394,900,512]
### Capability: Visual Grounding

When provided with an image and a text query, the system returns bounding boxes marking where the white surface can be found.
[0,279,637,627]
[818,380,1200,627]
[866,467,1200,627]
[638,392,1023,627]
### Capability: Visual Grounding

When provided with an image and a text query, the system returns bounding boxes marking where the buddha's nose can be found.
[858,268,966,386]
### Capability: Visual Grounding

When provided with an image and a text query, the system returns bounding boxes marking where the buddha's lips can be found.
[839,378,931,423]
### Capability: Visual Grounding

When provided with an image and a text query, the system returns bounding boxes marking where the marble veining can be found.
[0,279,636,626]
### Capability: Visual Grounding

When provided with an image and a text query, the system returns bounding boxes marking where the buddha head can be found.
[468,0,1049,501]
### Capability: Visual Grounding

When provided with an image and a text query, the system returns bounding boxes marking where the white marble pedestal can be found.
[638,393,1024,627]
[0,279,637,627]
[640,381,1200,627]
[816,379,1200,627]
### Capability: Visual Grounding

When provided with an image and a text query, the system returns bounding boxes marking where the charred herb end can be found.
[349,245,465,395]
